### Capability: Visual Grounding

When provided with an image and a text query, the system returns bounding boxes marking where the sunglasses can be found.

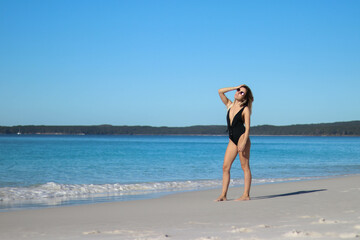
[237,88,245,96]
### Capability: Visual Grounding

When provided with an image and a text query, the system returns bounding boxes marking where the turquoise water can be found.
[1,135,359,210]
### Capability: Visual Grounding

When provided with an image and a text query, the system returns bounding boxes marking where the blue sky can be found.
[1,0,359,127]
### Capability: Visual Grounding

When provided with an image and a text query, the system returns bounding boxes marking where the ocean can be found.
[1,135,359,211]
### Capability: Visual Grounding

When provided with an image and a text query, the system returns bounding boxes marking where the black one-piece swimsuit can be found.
[227,107,245,145]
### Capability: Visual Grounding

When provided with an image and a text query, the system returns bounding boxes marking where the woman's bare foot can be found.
[215,196,227,202]
[235,195,250,201]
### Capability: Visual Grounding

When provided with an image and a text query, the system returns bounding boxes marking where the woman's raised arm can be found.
[218,85,242,107]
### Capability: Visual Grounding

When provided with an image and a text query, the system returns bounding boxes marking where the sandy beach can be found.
[1,175,359,240]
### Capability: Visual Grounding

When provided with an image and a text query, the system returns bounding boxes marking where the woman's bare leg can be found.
[236,138,252,201]
[216,140,238,201]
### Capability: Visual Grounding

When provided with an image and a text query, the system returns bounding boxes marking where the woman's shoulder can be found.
[226,102,233,111]
[242,105,250,113]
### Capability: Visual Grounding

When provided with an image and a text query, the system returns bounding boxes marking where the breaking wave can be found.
[0,177,315,205]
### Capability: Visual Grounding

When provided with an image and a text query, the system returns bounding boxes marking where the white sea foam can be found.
[0,177,314,205]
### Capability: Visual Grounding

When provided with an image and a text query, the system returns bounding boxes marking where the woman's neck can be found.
[234,99,245,107]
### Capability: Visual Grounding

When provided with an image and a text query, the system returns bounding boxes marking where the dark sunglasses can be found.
[237,88,245,96]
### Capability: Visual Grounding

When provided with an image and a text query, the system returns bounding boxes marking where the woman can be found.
[216,84,254,201]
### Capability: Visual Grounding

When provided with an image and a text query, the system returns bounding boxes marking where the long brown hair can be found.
[242,85,254,114]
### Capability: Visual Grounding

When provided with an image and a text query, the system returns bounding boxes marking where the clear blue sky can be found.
[1,0,359,127]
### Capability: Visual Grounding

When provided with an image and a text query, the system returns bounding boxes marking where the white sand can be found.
[1,175,360,240]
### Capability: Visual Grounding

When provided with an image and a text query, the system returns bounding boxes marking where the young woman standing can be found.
[216,84,254,201]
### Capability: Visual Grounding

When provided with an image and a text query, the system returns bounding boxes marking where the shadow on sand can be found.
[252,189,327,200]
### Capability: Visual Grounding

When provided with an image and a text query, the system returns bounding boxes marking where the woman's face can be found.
[234,87,247,101]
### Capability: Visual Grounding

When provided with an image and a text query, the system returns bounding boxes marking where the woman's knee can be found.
[241,161,250,171]
[223,164,231,173]
[240,154,250,170]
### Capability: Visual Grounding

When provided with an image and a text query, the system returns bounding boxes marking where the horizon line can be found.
[1,120,359,128]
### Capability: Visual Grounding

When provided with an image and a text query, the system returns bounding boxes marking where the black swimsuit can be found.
[227,107,246,145]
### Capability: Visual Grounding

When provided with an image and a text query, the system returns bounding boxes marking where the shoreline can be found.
[1,175,359,239]
[0,175,337,212]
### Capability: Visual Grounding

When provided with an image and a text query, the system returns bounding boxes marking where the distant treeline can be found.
[1,121,360,136]
[250,121,360,136]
